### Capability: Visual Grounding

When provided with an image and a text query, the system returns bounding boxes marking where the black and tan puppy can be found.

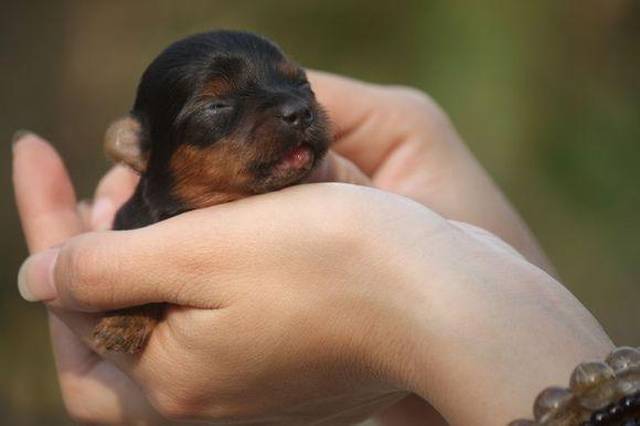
[97,30,330,354]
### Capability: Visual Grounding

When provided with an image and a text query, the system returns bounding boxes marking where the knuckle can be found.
[62,395,90,422]
[149,388,201,422]
[64,402,101,424]
[313,186,369,251]
[149,390,186,420]
[147,378,262,424]
[146,375,243,424]
[60,380,114,424]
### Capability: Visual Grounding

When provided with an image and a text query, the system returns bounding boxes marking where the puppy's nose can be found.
[278,99,313,129]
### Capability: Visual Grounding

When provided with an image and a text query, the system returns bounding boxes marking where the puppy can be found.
[97,30,330,354]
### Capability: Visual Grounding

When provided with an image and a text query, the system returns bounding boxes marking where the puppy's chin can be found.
[250,144,314,192]
[246,116,331,192]
[249,137,330,193]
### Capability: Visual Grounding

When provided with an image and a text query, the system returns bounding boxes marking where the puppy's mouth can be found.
[250,141,323,193]
[273,143,315,176]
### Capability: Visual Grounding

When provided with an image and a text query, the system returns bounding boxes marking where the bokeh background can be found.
[1,1,638,423]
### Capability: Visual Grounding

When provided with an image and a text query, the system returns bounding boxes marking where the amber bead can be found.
[533,387,573,422]
[606,347,640,374]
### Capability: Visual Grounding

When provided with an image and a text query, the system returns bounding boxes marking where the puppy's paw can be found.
[91,307,160,354]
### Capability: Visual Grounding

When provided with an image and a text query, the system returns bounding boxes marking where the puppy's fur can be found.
[96,30,330,354]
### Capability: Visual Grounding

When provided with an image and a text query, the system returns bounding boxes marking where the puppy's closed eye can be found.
[209,101,233,112]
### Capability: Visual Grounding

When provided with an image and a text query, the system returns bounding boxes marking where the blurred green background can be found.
[1,1,638,423]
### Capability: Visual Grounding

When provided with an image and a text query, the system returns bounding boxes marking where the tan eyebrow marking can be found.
[201,76,235,97]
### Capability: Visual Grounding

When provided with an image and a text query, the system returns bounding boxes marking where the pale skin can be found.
[13,71,613,425]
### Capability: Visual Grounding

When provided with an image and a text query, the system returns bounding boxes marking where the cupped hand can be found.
[18,159,612,425]
[20,179,447,424]
[308,71,551,273]
[12,135,403,425]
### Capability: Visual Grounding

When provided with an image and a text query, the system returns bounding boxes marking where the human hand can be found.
[18,174,613,425]
[12,134,397,425]
[308,71,551,274]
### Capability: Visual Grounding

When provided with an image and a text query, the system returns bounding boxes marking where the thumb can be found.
[306,150,372,186]
[16,223,224,312]
[91,165,140,231]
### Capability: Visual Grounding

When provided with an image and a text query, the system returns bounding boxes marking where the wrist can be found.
[364,220,614,425]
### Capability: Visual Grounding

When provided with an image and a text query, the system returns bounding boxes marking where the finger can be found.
[16,226,215,311]
[95,165,139,203]
[91,165,139,231]
[77,199,94,231]
[307,70,377,141]
[308,71,383,174]
[305,150,372,186]
[11,134,136,415]
[12,133,83,252]
[308,70,439,176]
[49,307,132,364]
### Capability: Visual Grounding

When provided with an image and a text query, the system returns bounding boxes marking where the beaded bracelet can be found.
[509,346,640,426]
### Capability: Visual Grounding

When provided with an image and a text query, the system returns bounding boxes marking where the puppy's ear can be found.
[104,116,148,173]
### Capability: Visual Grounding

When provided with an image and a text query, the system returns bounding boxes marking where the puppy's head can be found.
[105,30,330,208]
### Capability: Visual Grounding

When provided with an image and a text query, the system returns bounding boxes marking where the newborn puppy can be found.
[97,30,330,354]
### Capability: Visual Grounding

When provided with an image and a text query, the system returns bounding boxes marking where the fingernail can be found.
[11,129,36,150]
[17,248,60,302]
[91,197,114,231]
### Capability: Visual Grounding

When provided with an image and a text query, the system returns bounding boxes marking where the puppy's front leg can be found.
[91,304,162,354]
